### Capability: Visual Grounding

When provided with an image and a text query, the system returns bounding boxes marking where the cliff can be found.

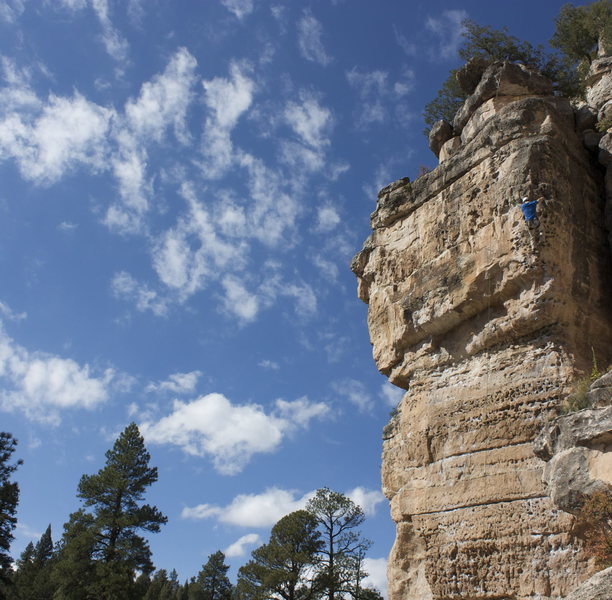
[353,60,612,600]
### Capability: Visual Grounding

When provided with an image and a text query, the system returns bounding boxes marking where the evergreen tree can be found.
[10,542,36,600]
[306,489,370,600]
[192,551,232,600]
[11,526,57,599]
[0,432,21,594]
[53,423,167,600]
[52,510,97,600]
[237,511,322,600]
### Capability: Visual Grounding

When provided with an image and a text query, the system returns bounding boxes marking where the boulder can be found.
[455,57,489,95]
[586,56,612,113]
[453,61,553,133]
[428,120,454,157]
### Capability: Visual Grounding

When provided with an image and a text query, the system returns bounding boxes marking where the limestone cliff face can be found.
[353,61,612,600]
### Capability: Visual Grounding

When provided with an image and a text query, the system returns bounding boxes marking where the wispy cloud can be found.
[380,382,403,407]
[297,11,331,66]
[200,61,254,179]
[332,379,373,413]
[146,371,202,395]
[426,9,468,60]
[0,0,25,23]
[346,67,414,129]
[111,271,169,316]
[220,0,253,20]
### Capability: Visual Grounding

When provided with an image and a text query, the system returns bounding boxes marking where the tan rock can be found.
[353,67,612,599]
[438,136,461,162]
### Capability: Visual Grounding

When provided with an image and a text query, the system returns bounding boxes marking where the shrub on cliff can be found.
[423,0,612,135]
[575,487,612,567]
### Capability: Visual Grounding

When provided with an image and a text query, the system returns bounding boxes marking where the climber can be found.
[520,196,539,228]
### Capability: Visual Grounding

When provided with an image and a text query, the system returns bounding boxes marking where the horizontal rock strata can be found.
[353,63,612,599]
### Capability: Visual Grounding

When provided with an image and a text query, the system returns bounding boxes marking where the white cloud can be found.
[221,276,260,324]
[297,12,331,66]
[105,48,198,232]
[0,323,112,425]
[90,0,129,64]
[284,93,332,151]
[315,205,340,233]
[220,0,253,19]
[182,484,384,528]
[58,221,78,232]
[182,487,313,527]
[125,47,197,144]
[426,10,468,60]
[152,183,246,301]
[200,61,254,178]
[111,271,168,316]
[347,487,385,516]
[333,379,373,413]
[346,68,414,129]
[380,382,403,407]
[140,394,328,474]
[225,533,260,557]
[0,301,26,321]
[146,370,202,394]
[15,522,43,542]
[363,557,388,599]
[258,359,279,370]
[0,0,25,23]
[0,92,113,185]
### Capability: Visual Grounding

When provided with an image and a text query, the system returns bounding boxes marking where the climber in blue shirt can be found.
[520,196,539,228]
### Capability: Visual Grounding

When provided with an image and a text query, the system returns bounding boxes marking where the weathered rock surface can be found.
[428,120,454,157]
[564,567,612,600]
[534,378,612,516]
[353,61,612,600]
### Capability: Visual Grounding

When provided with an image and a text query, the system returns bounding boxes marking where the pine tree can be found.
[306,489,370,600]
[0,432,21,593]
[237,510,322,600]
[53,423,167,599]
[192,551,233,600]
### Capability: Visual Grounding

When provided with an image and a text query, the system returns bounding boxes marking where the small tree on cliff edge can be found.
[422,2,612,134]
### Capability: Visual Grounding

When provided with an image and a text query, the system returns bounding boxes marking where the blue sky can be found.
[0,0,588,593]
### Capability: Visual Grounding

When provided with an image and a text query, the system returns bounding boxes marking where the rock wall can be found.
[353,62,612,599]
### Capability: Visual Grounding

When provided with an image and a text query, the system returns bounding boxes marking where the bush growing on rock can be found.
[575,487,612,567]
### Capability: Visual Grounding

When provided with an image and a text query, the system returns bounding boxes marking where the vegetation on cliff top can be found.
[423,0,612,134]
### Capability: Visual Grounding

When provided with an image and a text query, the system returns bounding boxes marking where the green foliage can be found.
[597,114,612,131]
[560,349,606,413]
[422,6,598,136]
[192,551,233,600]
[12,525,58,600]
[306,488,371,600]
[423,71,466,133]
[0,432,21,590]
[551,0,612,65]
[237,511,322,600]
[575,487,612,567]
[53,423,167,599]
[561,375,593,413]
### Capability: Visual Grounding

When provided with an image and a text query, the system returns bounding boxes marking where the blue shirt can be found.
[520,200,538,221]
